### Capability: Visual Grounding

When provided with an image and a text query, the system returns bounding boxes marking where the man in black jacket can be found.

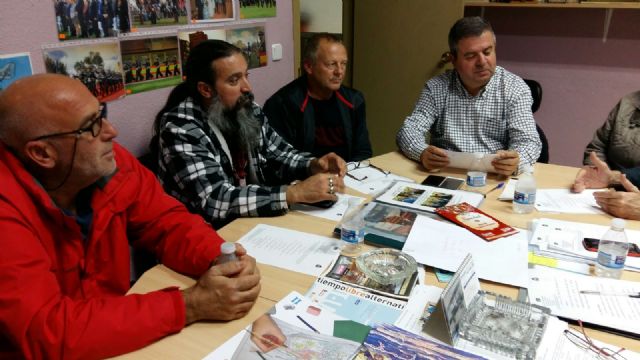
[264,33,372,162]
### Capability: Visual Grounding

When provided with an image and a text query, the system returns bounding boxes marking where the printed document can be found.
[344,166,413,196]
[237,225,342,277]
[403,215,529,287]
[535,189,604,214]
[528,266,640,335]
[375,181,484,213]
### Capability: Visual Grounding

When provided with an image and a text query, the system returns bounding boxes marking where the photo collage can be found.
[46,0,272,101]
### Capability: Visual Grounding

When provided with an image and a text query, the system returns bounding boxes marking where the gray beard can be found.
[207,94,262,152]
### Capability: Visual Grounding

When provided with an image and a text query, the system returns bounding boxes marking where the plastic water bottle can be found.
[215,242,238,264]
[595,218,629,279]
[340,198,364,256]
[513,165,536,214]
[466,153,487,187]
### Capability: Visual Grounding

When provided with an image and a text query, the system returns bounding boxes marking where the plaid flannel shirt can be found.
[157,97,313,227]
[396,66,541,173]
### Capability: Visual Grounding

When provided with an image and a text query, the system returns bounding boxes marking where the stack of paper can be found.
[529,218,640,272]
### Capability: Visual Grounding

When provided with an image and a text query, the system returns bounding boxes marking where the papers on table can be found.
[402,215,529,287]
[535,316,640,360]
[344,166,414,196]
[528,266,640,336]
[529,218,640,271]
[445,151,497,172]
[237,225,342,277]
[375,181,484,213]
[535,189,604,214]
[291,193,366,222]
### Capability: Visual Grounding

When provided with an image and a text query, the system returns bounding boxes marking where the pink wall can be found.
[0,1,295,156]
[465,7,640,167]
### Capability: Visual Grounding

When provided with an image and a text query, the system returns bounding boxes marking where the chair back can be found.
[523,78,549,163]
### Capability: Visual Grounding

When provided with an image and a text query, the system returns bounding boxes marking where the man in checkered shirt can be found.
[396,17,541,176]
[152,40,346,228]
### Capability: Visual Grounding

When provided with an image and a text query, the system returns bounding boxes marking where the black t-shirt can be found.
[310,95,348,160]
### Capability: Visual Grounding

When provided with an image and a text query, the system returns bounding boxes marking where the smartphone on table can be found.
[582,237,640,257]
[422,175,464,190]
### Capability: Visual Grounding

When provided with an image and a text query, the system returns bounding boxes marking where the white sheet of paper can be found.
[237,225,342,277]
[402,216,529,287]
[535,316,640,360]
[528,266,640,335]
[535,189,604,214]
[445,151,497,172]
[344,166,414,196]
[498,178,517,201]
[291,193,366,222]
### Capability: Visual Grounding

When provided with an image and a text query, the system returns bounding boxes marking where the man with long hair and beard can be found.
[153,40,346,228]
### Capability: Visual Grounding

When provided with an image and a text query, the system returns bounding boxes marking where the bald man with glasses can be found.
[0,74,261,359]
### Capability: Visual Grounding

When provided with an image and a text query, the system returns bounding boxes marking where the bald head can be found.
[0,74,98,149]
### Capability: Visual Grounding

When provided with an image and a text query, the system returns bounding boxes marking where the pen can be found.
[484,182,505,197]
[296,315,320,333]
[579,290,640,298]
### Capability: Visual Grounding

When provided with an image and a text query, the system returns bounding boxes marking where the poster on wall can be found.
[177,28,226,75]
[53,0,131,41]
[120,35,182,95]
[239,0,276,19]
[127,0,188,31]
[226,26,267,69]
[0,53,33,91]
[189,0,235,22]
[43,41,125,102]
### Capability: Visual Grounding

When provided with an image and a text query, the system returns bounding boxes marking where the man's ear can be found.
[197,81,214,100]
[24,141,57,169]
[302,60,313,75]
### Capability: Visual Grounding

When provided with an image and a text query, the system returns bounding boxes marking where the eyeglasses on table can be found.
[346,160,390,181]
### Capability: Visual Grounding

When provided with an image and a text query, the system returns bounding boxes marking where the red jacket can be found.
[0,142,223,359]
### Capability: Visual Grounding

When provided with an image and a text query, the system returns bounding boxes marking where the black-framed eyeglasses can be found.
[563,321,627,360]
[31,102,106,141]
[346,160,390,181]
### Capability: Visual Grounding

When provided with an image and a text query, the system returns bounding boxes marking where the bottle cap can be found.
[611,218,626,230]
[220,242,236,255]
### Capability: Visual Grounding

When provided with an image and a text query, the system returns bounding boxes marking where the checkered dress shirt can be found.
[157,97,313,227]
[396,66,541,172]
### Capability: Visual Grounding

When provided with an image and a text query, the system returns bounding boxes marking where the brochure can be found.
[375,181,484,213]
[435,202,519,241]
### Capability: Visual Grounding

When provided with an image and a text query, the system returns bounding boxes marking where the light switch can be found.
[271,43,283,61]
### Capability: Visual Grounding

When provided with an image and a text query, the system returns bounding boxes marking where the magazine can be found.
[375,181,484,213]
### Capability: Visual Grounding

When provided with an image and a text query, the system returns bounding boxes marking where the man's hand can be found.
[593,174,640,220]
[310,152,346,177]
[181,254,261,324]
[419,145,449,171]
[492,150,520,176]
[572,152,621,193]
[286,173,345,204]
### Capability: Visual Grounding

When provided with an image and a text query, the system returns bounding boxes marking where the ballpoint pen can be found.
[579,290,640,298]
[483,182,505,197]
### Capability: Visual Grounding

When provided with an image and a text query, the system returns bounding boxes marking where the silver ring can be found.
[328,176,334,187]
[328,185,335,195]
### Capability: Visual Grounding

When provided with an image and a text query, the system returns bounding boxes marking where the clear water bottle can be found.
[466,153,487,187]
[215,242,238,264]
[595,218,629,279]
[340,198,364,256]
[513,165,536,214]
